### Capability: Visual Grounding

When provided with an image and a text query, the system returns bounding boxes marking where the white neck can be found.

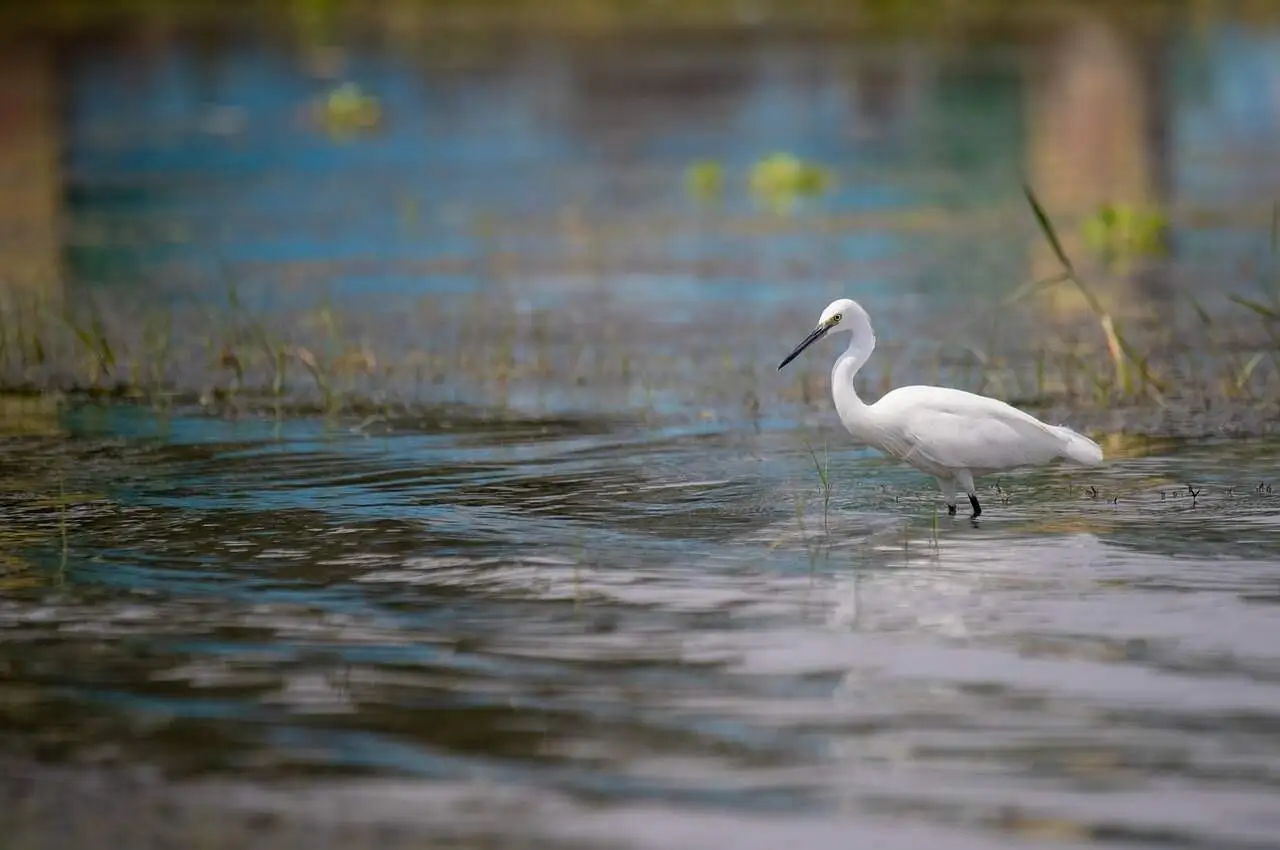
[831,329,878,438]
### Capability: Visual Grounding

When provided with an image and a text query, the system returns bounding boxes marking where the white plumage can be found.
[778,298,1103,518]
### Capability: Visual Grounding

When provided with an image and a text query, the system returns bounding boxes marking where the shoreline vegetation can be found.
[0,191,1278,438]
[1,0,1277,437]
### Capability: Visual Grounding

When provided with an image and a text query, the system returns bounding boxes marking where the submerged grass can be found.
[0,194,1277,435]
[1021,182,1166,407]
[0,280,1274,438]
[804,437,833,533]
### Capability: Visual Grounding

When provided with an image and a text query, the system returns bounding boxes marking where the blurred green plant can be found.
[684,159,725,202]
[1081,202,1168,264]
[749,152,831,213]
[314,83,382,135]
[682,153,832,211]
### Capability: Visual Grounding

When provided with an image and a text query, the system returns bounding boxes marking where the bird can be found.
[777,298,1103,519]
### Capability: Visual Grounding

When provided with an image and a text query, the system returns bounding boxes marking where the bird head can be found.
[777,298,870,370]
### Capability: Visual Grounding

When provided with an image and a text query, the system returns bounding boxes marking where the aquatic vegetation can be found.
[1022,183,1165,406]
[0,286,1264,439]
[804,437,833,533]
[313,82,382,135]
[684,159,725,202]
[682,153,830,211]
[1081,202,1169,264]
[749,153,832,213]
[0,197,1278,441]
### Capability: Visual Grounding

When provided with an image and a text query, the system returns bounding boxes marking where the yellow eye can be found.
[830,313,842,325]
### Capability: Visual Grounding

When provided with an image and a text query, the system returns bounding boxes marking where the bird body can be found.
[778,298,1103,517]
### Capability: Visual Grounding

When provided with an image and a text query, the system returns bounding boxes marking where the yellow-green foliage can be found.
[749,153,831,212]
[1082,203,1168,261]
[314,83,382,134]
[685,160,725,201]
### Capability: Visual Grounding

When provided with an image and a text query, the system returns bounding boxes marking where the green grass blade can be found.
[1022,182,1074,273]
[998,270,1072,308]
[91,316,115,370]
[805,441,829,491]
[1229,293,1279,320]
[1187,295,1213,326]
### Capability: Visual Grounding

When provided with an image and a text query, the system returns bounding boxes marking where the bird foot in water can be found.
[947,503,957,516]
[968,494,982,519]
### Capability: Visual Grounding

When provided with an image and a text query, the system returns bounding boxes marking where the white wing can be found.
[871,385,1072,472]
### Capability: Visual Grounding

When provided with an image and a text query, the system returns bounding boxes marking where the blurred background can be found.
[3,2,1280,849]
[1,0,1278,417]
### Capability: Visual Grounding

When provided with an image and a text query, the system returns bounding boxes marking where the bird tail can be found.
[1052,425,1104,466]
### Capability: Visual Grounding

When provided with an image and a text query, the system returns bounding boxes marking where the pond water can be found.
[3,412,1280,848]
[3,3,1280,848]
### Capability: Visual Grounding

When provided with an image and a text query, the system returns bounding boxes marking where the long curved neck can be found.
[832,329,877,436]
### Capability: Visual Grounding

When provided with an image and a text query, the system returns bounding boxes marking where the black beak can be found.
[777,323,830,370]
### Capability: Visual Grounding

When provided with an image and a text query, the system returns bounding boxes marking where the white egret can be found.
[778,298,1103,518]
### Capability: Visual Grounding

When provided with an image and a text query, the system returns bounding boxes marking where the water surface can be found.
[2,410,1280,848]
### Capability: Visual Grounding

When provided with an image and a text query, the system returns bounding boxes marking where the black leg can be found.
[947,503,957,516]
[968,494,982,518]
